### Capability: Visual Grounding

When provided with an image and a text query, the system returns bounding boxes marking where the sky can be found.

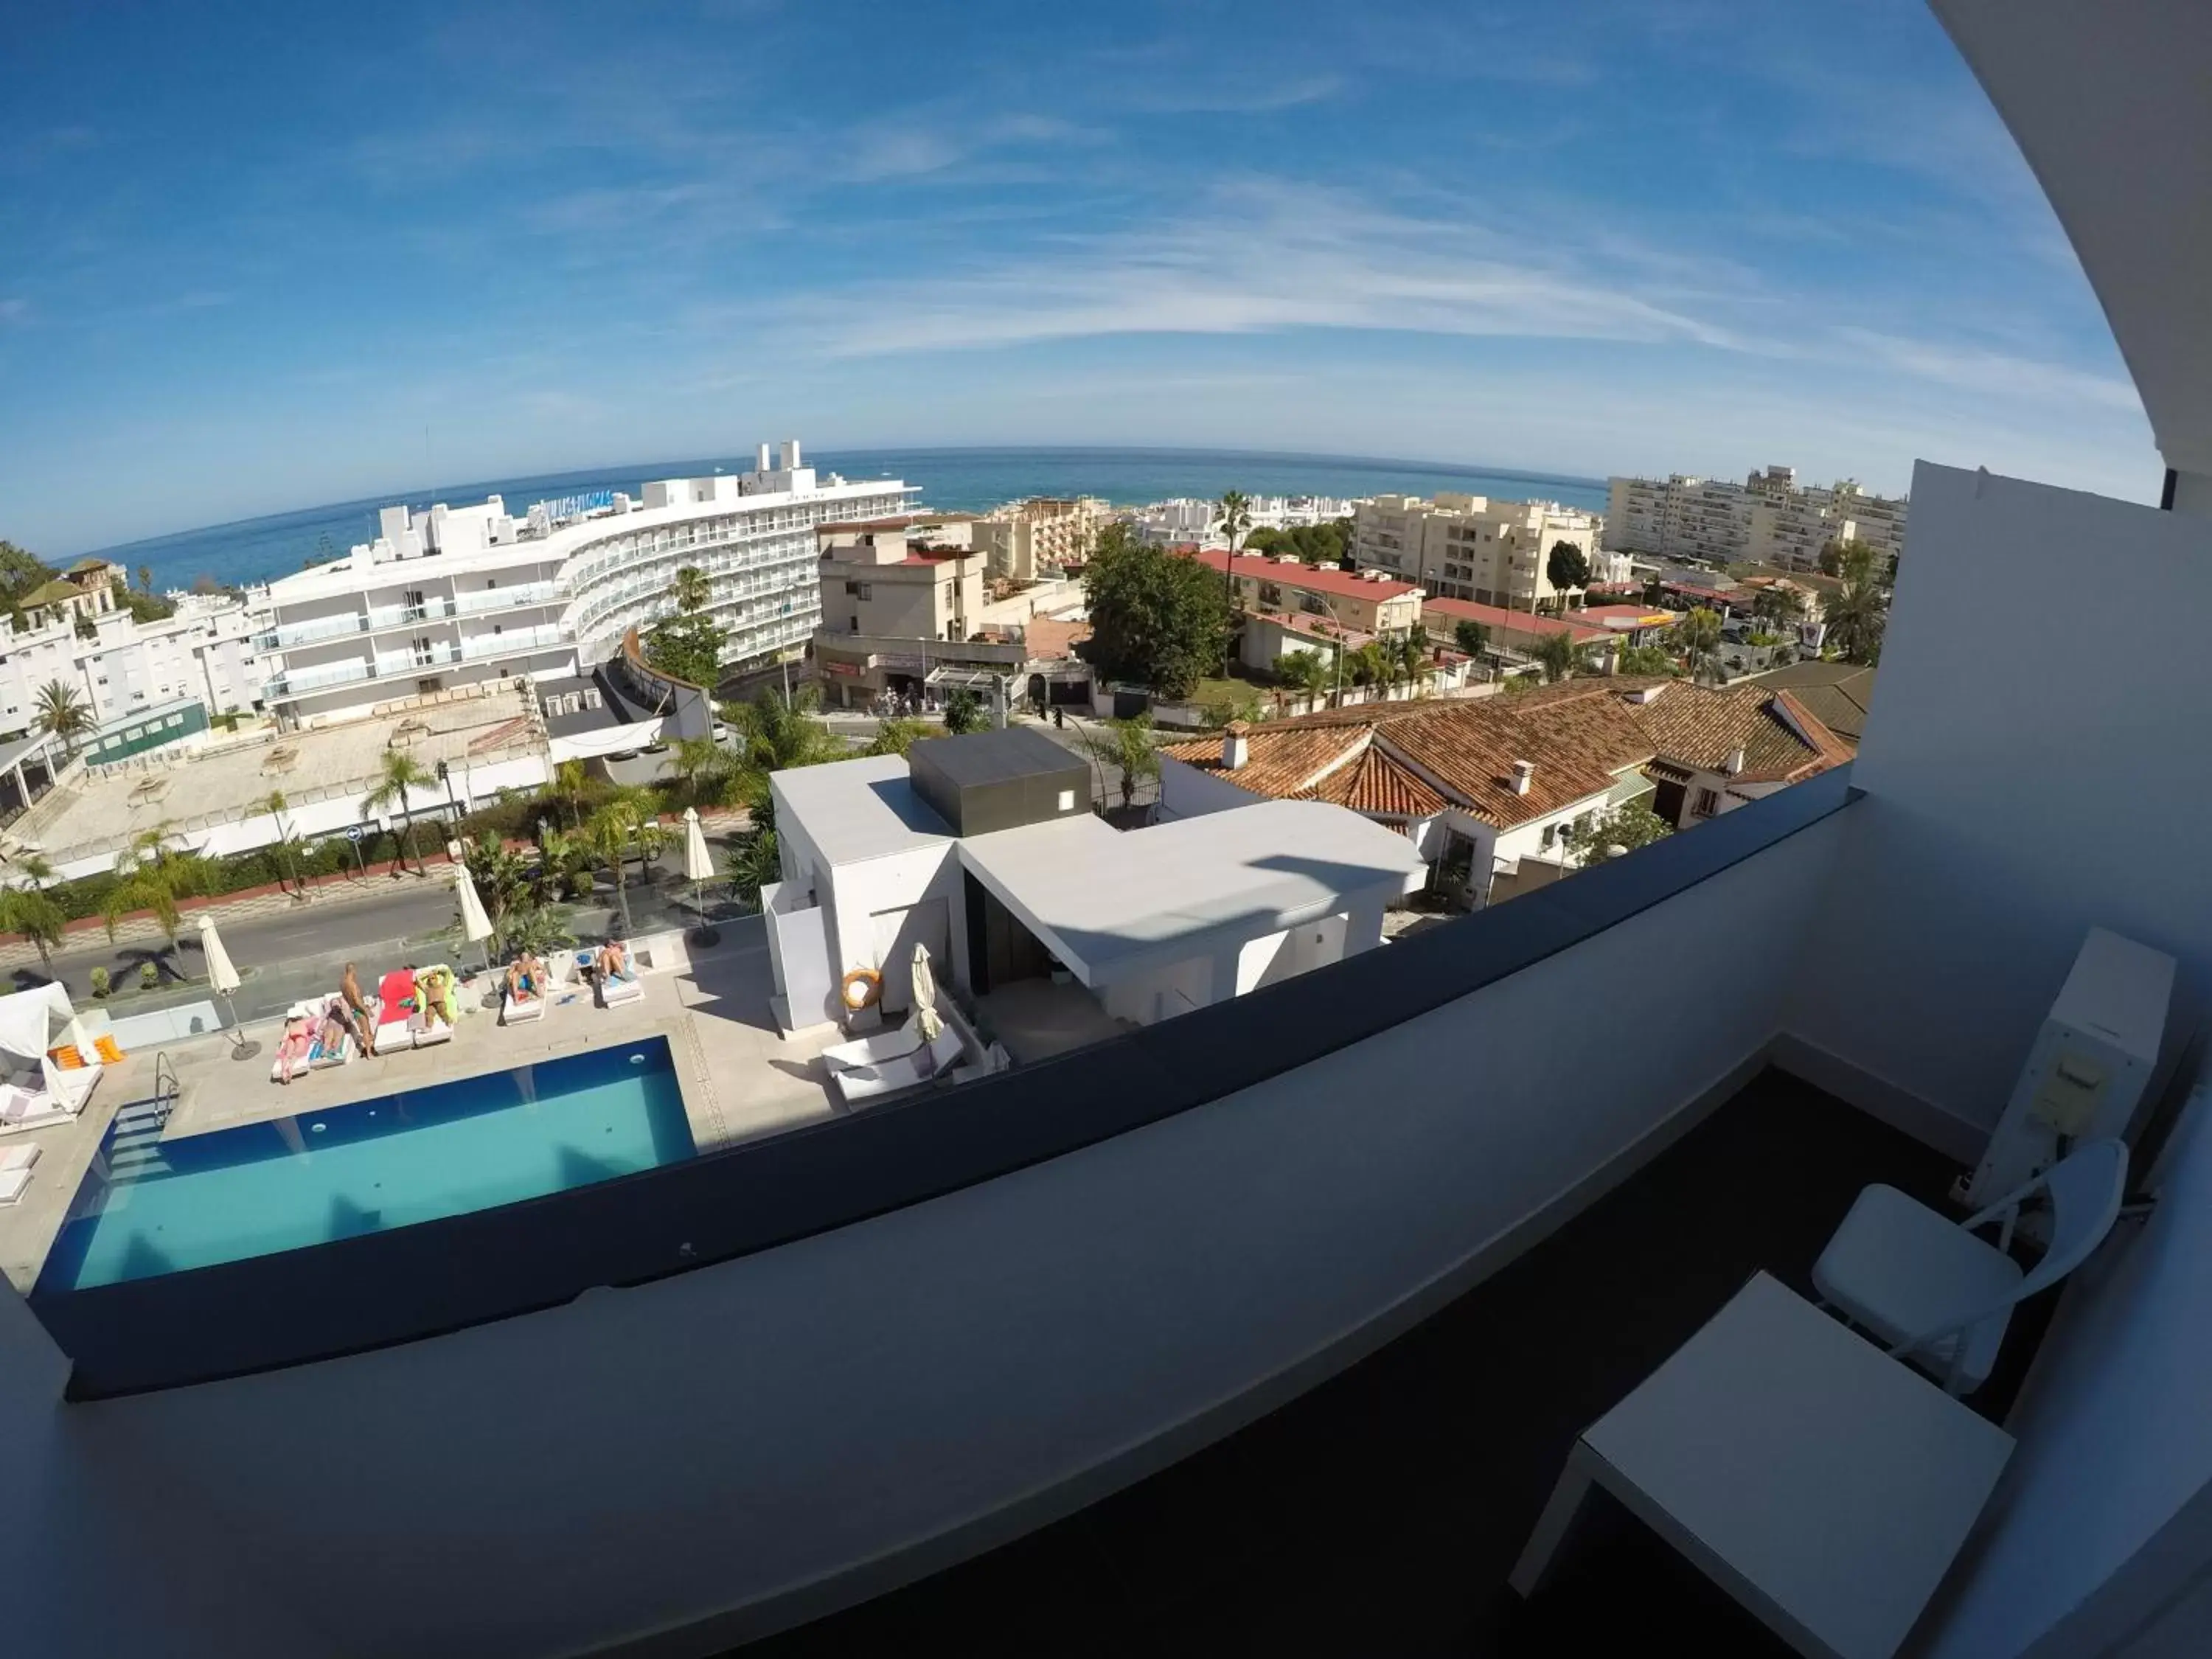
[0,0,2162,554]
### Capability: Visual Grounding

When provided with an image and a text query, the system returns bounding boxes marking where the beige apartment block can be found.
[1607,468,1907,573]
[817,516,984,644]
[1352,493,1599,611]
[974,496,1110,580]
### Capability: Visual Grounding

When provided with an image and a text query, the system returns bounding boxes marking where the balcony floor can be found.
[734,1069,2048,1656]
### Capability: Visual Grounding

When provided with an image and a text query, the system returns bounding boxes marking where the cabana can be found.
[0,983,103,1135]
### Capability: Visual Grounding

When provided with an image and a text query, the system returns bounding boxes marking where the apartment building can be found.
[254,439,911,726]
[1607,467,1909,573]
[0,585,262,738]
[1351,493,1599,610]
[973,496,1109,580]
[1183,548,1423,639]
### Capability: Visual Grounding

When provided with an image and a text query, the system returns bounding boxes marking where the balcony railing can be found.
[256,614,368,651]
[374,643,459,675]
[366,597,454,631]
[459,624,568,661]
[453,580,564,616]
[263,659,374,698]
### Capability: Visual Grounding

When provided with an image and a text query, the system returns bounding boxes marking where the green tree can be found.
[534,827,594,903]
[1346,641,1390,689]
[1453,618,1491,658]
[0,884,66,971]
[1562,801,1674,866]
[671,734,745,808]
[721,686,841,771]
[1826,574,1888,666]
[33,680,91,754]
[264,790,300,894]
[940,687,987,734]
[723,776,781,908]
[548,757,594,829]
[1215,490,1253,678]
[136,563,153,594]
[1083,714,1160,812]
[1545,540,1592,611]
[584,799,644,934]
[1615,643,1681,677]
[361,748,436,874]
[866,717,930,757]
[102,827,210,947]
[1752,585,1807,630]
[1818,538,1881,583]
[1531,630,1590,684]
[458,830,538,958]
[1079,524,1231,699]
[1680,607,1725,683]
[1397,627,1431,690]
[0,540,52,602]
[1276,647,1333,706]
[644,568,726,689]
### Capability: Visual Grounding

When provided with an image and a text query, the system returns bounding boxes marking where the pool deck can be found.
[0,928,841,1294]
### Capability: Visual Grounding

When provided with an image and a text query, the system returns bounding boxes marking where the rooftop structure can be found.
[1606,469,1908,573]
[1179,546,1424,642]
[1351,493,1601,610]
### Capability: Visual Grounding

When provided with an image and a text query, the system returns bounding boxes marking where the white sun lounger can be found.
[502,990,547,1024]
[825,1025,966,1107]
[0,1141,39,1205]
[0,1081,73,1137]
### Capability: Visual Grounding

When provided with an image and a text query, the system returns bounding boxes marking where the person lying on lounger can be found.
[504,952,545,1004]
[417,964,456,1028]
[595,941,632,984]
[276,1018,315,1084]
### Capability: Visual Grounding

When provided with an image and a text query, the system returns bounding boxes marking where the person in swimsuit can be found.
[340,961,378,1057]
[276,1018,314,1083]
[596,940,630,983]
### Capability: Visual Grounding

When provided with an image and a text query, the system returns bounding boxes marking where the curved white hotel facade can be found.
[254,439,911,724]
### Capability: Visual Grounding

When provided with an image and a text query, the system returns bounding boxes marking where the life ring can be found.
[840,968,883,1011]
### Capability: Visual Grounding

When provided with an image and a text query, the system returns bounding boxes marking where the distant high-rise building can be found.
[1350,494,1600,611]
[1604,468,1907,573]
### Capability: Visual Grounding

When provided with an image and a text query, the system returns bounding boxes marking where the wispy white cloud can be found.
[1126,74,1345,115]
[1831,329,2142,411]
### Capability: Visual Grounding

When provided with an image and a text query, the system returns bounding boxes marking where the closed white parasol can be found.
[683,806,719,945]
[911,941,942,1041]
[450,841,495,969]
[198,914,254,1060]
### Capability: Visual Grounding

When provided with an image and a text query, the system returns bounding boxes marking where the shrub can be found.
[564,870,596,900]
[89,967,109,998]
[139,960,159,990]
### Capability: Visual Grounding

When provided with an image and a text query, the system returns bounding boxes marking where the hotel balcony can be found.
[10,15,2212,1658]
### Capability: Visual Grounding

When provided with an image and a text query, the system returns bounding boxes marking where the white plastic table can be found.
[1510,1271,2014,1659]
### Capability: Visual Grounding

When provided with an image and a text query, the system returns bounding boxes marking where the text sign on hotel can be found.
[544,489,616,522]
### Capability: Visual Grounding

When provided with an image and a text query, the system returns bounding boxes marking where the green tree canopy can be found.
[1453,618,1490,657]
[1531,629,1592,684]
[1082,714,1159,812]
[941,687,987,734]
[644,568,726,689]
[1079,525,1231,699]
[1545,540,1592,607]
[1242,521,1349,565]
[1561,801,1673,867]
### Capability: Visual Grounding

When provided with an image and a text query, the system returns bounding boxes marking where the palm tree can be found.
[1680,607,1724,682]
[722,687,841,772]
[672,564,712,615]
[0,884,66,972]
[33,680,91,756]
[549,757,593,830]
[1825,577,1888,665]
[1276,648,1332,708]
[1532,630,1590,684]
[866,717,930,757]
[264,789,299,894]
[361,748,436,874]
[672,734,745,807]
[1752,585,1807,632]
[1082,714,1160,813]
[1217,489,1252,678]
[102,827,210,947]
[584,801,641,934]
[1397,628,1430,694]
[136,564,153,595]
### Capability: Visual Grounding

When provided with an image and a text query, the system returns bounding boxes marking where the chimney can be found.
[783,438,802,470]
[1222,720,1251,771]
[1509,759,1534,795]
[1724,746,1746,776]
[757,442,772,472]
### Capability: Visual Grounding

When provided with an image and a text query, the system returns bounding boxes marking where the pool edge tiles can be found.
[32,1037,695,1297]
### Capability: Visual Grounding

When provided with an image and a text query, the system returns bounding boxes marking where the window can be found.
[166,712,184,728]
[1692,787,1721,818]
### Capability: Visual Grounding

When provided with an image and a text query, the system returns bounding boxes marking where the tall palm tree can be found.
[1680,608,1724,681]
[1277,648,1332,708]
[361,748,436,874]
[33,680,91,756]
[672,734,745,807]
[1217,490,1252,678]
[584,800,642,935]
[136,564,153,594]
[0,884,65,972]
[1082,714,1160,813]
[549,757,592,829]
[1825,577,1888,665]
[1397,628,1431,694]
[672,564,712,614]
[1532,630,1588,684]
[102,827,209,947]
[264,789,299,894]
[722,688,840,773]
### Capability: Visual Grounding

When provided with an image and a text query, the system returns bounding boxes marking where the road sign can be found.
[347,824,364,841]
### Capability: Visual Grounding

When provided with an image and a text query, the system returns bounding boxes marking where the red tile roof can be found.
[1422,597,1609,642]
[1178,547,1421,601]
[1021,617,1091,661]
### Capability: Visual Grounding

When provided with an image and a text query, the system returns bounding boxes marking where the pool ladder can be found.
[150,1051,180,1129]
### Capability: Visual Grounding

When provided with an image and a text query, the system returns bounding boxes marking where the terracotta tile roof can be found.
[1750,661,1874,745]
[1624,681,1851,784]
[1158,675,1848,829]
[1302,744,1448,818]
[1021,618,1091,661]
[1179,547,1421,601]
[1422,597,1609,643]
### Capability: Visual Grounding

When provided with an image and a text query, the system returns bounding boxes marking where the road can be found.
[19,853,752,1027]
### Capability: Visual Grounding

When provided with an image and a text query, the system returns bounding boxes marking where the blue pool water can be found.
[34,1040,694,1293]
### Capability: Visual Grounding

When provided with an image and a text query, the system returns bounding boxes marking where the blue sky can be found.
[0,0,2159,553]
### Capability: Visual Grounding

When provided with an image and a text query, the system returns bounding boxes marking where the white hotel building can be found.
[254,440,911,726]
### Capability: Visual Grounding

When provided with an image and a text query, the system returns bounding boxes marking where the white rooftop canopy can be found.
[957,799,1427,986]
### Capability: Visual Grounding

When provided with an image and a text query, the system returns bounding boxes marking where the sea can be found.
[86,445,1609,594]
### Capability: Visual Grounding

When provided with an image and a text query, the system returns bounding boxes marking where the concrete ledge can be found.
[1770,1029,1986,1166]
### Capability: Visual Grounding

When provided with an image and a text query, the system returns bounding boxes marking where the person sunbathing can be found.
[276,1018,315,1084]
[596,940,632,984]
[417,965,455,1028]
[504,953,543,1004]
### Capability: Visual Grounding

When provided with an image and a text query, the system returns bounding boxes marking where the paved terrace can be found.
[0,932,840,1293]
[4,682,543,867]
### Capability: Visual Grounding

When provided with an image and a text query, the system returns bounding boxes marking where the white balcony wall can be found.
[1783,465,2212,1154]
[32,809,1845,1659]
[1921,1071,2212,1659]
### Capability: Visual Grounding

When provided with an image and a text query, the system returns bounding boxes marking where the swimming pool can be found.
[35,1039,695,1293]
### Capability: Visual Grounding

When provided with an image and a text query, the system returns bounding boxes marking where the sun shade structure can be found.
[198,915,256,1061]
[450,841,495,969]
[911,942,942,1042]
[682,806,719,945]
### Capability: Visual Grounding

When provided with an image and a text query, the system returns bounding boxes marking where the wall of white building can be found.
[0,802,1846,1659]
[1784,465,2212,1148]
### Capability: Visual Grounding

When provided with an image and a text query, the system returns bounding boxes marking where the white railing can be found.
[374,643,461,675]
[453,581,563,616]
[366,598,455,631]
[267,660,373,697]
[460,625,567,661]
[257,614,368,650]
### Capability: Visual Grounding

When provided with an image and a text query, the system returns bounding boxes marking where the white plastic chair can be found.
[1811,1138,2129,1394]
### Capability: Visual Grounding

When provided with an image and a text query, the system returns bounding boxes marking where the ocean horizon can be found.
[85,445,1609,594]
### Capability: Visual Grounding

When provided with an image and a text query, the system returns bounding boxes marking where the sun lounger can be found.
[0,1141,40,1202]
[825,1025,965,1107]
[269,1026,355,1082]
[44,1060,99,1116]
[502,990,546,1024]
[0,1081,74,1136]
